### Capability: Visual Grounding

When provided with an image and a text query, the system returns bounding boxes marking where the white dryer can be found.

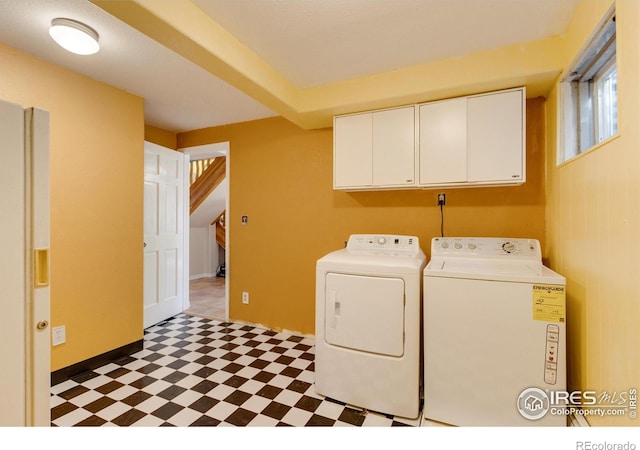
[315,234,426,419]
[423,237,567,426]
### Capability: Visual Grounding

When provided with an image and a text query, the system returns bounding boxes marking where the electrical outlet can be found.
[52,326,66,346]
[438,193,446,206]
[242,292,249,304]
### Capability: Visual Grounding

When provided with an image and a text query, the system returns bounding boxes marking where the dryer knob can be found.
[377,237,387,245]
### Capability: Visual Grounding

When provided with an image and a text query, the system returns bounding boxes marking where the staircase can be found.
[189,157,226,250]
[189,157,226,214]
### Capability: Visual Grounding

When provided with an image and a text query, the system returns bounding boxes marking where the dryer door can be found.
[324,273,405,357]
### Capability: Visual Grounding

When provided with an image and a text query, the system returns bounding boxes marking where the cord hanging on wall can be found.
[437,193,446,237]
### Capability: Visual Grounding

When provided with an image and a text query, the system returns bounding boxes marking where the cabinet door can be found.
[333,113,373,188]
[467,89,524,183]
[418,98,467,184]
[372,106,415,186]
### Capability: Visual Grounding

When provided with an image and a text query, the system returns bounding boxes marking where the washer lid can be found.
[425,259,565,284]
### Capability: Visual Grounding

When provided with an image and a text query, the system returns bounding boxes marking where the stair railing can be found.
[212,211,225,249]
[190,157,226,214]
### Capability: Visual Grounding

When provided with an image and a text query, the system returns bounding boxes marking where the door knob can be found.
[36,320,49,330]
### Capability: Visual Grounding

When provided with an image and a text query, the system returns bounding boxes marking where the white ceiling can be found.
[0,0,579,133]
[194,0,578,88]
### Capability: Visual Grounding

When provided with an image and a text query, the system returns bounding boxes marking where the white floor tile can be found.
[52,407,93,426]
[94,401,131,422]
[165,407,202,426]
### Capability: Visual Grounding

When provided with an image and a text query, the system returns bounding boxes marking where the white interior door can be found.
[25,108,51,426]
[0,100,50,426]
[143,142,189,329]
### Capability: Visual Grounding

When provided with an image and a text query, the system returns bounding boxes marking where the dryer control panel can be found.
[431,237,541,261]
[347,234,421,256]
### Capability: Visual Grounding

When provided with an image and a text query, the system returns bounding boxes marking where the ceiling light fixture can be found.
[49,18,100,55]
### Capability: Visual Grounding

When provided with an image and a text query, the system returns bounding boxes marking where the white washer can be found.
[423,237,567,426]
[315,234,426,419]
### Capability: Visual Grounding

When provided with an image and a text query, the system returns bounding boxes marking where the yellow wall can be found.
[0,43,144,371]
[545,0,640,426]
[145,125,177,149]
[178,98,546,335]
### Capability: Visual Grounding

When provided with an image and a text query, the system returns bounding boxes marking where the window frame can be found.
[558,6,618,164]
[594,58,617,143]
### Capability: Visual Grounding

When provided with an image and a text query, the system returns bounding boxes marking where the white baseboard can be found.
[189,273,216,280]
[231,318,315,340]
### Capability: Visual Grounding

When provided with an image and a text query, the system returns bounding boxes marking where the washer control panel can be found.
[544,324,560,385]
[347,234,421,256]
[431,237,541,260]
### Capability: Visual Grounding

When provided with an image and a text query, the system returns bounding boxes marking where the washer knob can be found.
[468,243,477,250]
[503,242,516,253]
[441,242,449,249]
[454,242,463,249]
[377,237,387,245]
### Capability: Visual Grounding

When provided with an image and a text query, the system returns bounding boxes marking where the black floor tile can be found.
[50,314,417,428]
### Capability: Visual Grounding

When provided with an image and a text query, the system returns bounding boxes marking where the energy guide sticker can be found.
[533,284,566,322]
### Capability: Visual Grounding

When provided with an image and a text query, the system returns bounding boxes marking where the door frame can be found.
[181,152,190,313]
[182,142,229,321]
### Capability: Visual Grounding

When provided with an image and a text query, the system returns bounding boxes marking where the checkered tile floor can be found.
[51,314,420,427]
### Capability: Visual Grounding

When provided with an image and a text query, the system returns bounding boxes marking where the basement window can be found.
[559,7,617,163]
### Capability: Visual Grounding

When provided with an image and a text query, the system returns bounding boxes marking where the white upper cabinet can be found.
[334,112,373,189]
[466,89,524,184]
[334,106,416,190]
[372,107,416,186]
[419,97,467,185]
[418,87,525,188]
[333,87,525,191]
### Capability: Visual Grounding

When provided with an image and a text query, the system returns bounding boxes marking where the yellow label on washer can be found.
[533,284,566,322]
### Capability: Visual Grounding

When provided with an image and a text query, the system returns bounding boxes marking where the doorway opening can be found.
[182,142,229,322]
